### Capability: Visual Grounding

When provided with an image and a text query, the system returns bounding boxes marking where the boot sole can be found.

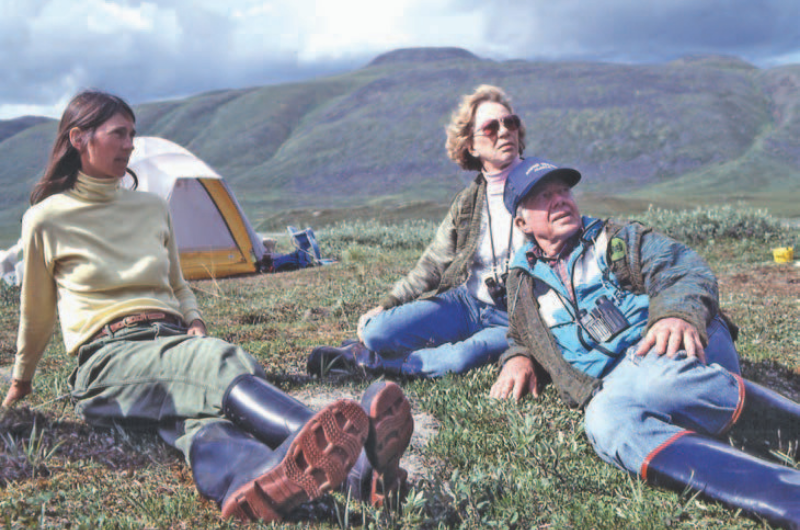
[221,399,369,522]
[363,382,414,473]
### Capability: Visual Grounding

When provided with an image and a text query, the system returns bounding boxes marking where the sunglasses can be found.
[474,114,521,138]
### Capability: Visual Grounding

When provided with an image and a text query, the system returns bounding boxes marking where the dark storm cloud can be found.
[484,0,800,65]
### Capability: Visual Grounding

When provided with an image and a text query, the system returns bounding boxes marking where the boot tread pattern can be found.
[366,383,414,471]
[222,399,368,522]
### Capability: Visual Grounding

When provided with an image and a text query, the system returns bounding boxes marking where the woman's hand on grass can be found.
[2,378,32,407]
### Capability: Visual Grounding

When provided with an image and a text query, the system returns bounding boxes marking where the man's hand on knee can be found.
[636,317,706,364]
[490,356,539,401]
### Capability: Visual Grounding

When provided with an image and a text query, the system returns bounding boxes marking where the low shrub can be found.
[628,204,790,244]
[319,219,438,257]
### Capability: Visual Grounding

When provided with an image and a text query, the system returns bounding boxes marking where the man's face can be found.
[469,101,520,173]
[514,178,582,252]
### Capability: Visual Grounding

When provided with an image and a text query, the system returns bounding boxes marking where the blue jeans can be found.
[361,286,509,378]
[584,316,743,475]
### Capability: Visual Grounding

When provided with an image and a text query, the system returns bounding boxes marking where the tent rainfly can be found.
[126,137,265,280]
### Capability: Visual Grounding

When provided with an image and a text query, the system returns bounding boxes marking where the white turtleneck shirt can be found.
[466,158,527,305]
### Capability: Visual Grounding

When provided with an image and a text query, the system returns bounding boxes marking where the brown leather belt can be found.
[91,311,184,342]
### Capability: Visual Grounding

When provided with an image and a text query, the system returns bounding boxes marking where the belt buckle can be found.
[121,312,164,330]
[121,314,144,328]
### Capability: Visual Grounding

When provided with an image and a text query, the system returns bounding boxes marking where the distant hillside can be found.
[2,47,799,247]
[0,116,51,144]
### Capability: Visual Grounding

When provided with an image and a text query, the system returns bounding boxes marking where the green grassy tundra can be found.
[1,206,799,529]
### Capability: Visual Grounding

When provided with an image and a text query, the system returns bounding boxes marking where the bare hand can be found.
[635,317,705,363]
[187,319,207,337]
[357,306,384,342]
[490,356,540,402]
[2,378,32,407]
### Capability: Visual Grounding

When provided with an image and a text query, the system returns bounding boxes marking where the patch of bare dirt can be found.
[718,263,800,298]
[293,386,440,483]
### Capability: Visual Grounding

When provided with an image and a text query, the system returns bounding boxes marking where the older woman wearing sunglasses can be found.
[308,85,528,379]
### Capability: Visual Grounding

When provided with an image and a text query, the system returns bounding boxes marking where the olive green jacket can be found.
[379,175,487,309]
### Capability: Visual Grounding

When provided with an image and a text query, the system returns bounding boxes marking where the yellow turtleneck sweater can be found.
[13,172,203,381]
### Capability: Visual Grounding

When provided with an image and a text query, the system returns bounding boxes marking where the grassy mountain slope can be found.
[624,63,800,211]
[0,116,50,144]
[1,48,798,247]
[0,121,57,244]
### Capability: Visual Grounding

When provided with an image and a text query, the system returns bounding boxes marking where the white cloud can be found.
[226,0,484,62]
[0,96,70,120]
[300,0,419,60]
[87,1,157,34]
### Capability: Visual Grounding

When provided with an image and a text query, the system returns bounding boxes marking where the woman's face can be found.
[469,101,520,174]
[73,112,136,179]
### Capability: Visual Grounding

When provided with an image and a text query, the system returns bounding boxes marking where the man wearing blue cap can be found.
[490,157,800,528]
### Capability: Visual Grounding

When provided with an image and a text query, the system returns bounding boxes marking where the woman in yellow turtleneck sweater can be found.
[1,91,413,523]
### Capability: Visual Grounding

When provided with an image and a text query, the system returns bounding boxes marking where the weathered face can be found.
[74,112,136,179]
[469,101,520,173]
[514,178,582,253]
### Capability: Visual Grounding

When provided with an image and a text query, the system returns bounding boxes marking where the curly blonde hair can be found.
[445,85,526,171]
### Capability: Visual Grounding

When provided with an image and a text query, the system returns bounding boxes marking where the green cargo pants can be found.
[68,321,266,461]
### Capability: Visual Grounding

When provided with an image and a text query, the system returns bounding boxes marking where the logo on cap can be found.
[526,162,558,175]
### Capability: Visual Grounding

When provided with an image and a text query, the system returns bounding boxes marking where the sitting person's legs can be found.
[385,323,508,378]
[362,286,508,377]
[584,346,743,474]
[70,322,413,522]
[584,321,800,527]
[69,321,267,454]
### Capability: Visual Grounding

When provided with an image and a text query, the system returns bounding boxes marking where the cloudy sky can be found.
[2,0,799,119]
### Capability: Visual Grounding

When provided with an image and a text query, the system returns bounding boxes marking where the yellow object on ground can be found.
[772,247,794,263]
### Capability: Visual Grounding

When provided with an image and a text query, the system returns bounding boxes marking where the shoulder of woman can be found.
[448,179,481,211]
[21,195,69,232]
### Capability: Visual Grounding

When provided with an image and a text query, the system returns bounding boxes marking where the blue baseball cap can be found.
[503,157,581,214]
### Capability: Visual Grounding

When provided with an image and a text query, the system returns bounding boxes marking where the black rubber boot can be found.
[643,432,800,529]
[738,379,800,430]
[190,421,274,508]
[360,380,414,507]
[340,451,374,501]
[223,374,314,449]
[307,341,387,378]
[191,400,369,523]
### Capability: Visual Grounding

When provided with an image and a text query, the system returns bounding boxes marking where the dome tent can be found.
[125,137,265,280]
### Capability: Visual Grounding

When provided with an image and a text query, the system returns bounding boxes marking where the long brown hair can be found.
[30,90,138,205]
